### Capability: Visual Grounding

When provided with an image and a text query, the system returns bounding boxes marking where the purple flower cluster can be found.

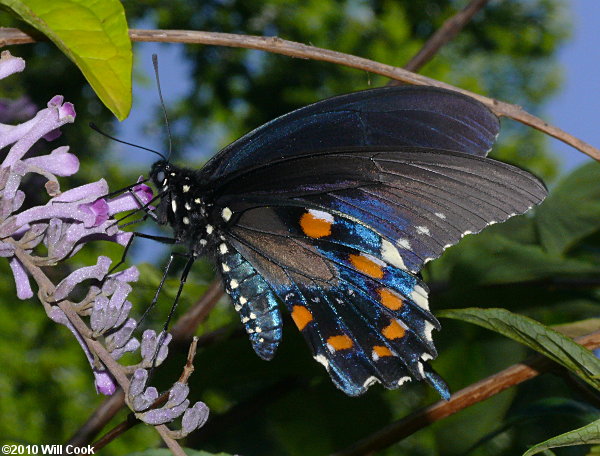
[129,369,209,434]
[0,51,208,436]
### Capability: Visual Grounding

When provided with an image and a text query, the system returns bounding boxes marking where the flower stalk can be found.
[0,50,208,446]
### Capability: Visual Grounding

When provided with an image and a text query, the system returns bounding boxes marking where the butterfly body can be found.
[150,160,285,360]
[151,160,240,253]
[148,86,547,398]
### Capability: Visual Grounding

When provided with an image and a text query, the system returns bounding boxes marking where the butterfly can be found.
[147,86,547,399]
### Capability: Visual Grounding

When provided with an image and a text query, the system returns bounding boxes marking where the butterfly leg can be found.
[127,187,159,222]
[162,252,196,331]
[113,192,162,229]
[117,213,151,230]
[150,252,196,369]
[101,178,150,199]
[137,249,187,326]
[108,231,179,275]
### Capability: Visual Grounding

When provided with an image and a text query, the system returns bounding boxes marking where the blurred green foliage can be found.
[2,1,600,455]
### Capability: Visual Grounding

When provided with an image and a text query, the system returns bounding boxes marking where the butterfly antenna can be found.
[89,123,167,160]
[152,54,173,161]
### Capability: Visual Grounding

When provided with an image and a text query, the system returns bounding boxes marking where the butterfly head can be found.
[150,159,174,190]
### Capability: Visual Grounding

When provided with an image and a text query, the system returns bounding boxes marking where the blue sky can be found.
[546,0,599,172]
[120,1,599,174]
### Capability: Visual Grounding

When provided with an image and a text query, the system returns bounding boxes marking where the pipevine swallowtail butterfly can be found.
[145,86,547,398]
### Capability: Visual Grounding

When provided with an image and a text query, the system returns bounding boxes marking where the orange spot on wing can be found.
[300,211,332,238]
[349,254,384,279]
[373,345,394,358]
[291,305,313,331]
[378,288,404,310]
[327,335,354,351]
[382,320,406,340]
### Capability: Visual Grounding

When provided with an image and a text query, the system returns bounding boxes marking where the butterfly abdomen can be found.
[217,241,283,360]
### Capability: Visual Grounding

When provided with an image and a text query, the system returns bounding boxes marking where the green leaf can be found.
[2,0,132,119]
[464,398,600,455]
[536,161,600,255]
[429,230,600,285]
[523,418,600,456]
[439,308,600,390]
[553,319,600,339]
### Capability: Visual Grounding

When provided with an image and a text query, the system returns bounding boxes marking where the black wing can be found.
[201,86,500,182]
[211,147,547,273]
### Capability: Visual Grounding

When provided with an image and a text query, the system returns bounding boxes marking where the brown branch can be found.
[1,27,598,161]
[66,279,223,447]
[179,336,199,383]
[332,331,600,456]
[0,27,37,45]
[171,279,223,343]
[402,0,491,73]
[91,412,140,452]
[67,391,125,447]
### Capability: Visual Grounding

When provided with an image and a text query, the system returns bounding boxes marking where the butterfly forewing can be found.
[201,87,500,181]
[213,148,547,272]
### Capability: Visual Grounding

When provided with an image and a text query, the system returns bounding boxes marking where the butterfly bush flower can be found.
[0,51,208,436]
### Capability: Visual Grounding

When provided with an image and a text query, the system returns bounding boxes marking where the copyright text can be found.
[2,445,95,455]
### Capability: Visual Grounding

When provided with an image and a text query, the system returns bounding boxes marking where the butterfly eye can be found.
[156,170,165,184]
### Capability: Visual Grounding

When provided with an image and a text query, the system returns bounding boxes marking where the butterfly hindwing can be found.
[220,206,449,397]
